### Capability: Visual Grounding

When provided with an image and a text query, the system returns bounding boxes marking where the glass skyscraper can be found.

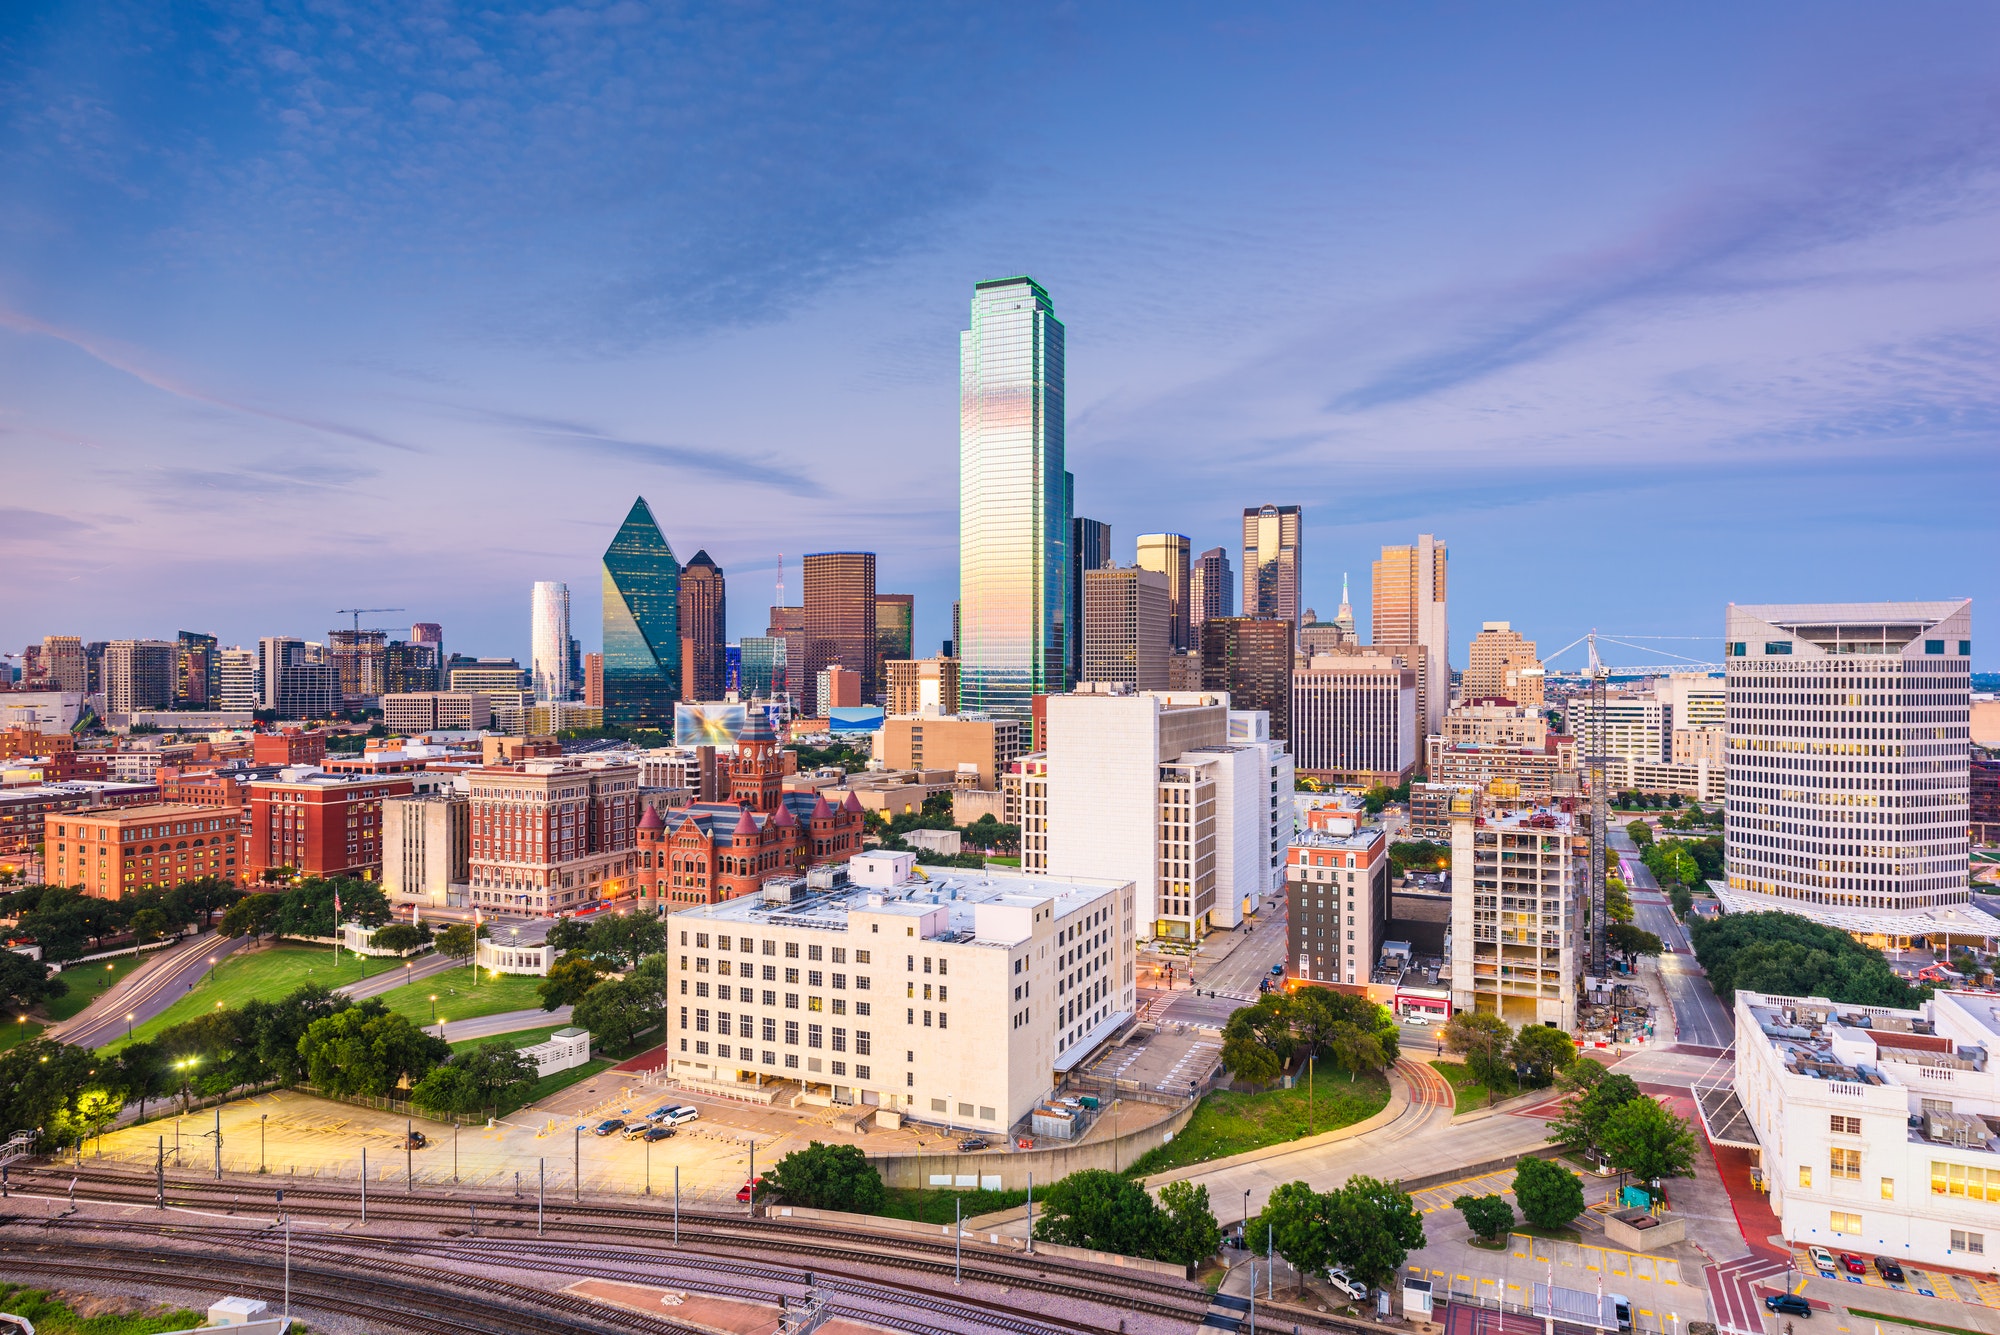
[530,580,571,702]
[1241,503,1302,626]
[959,276,1069,720]
[601,496,681,729]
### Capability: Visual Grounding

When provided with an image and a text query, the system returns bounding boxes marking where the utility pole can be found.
[1025,1172,1034,1255]
[573,1126,581,1204]
[406,1118,413,1192]
[279,1190,289,1326]
[674,1166,680,1247]
[213,1107,221,1179]
[156,1136,164,1209]
[360,1146,368,1224]
[538,1158,545,1236]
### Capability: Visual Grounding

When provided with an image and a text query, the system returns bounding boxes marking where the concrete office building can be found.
[1449,807,1586,1027]
[1566,695,1668,763]
[38,636,87,694]
[102,640,176,719]
[817,665,861,711]
[1190,547,1234,636]
[1660,672,1727,729]
[1136,533,1193,651]
[446,657,527,694]
[1442,701,1547,749]
[1241,505,1301,626]
[382,791,470,907]
[1286,806,1390,986]
[215,647,260,713]
[664,852,1136,1129]
[1290,654,1416,785]
[467,755,643,915]
[1201,617,1295,742]
[886,657,959,717]
[1373,535,1450,741]
[879,716,1022,789]
[679,552,729,703]
[960,277,1070,721]
[803,552,877,714]
[1463,622,1543,707]
[1082,565,1171,691]
[1720,600,1982,943]
[383,692,493,734]
[1426,736,1577,799]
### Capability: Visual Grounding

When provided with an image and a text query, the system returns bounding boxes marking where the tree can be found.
[435,923,478,964]
[1690,912,1922,1006]
[765,1141,888,1213]
[0,948,66,1011]
[1509,1025,1577,1089]
[1157,1180,1222,1266]
[1327,1022,1388,1081]
[1608,923,1663,957]
[218,893,282,940]
[587,912,666,969]
[1250,1179,1336,1280]
[1513,1156,1585,1230]
[0,1039,107,1150]
[538,954,604,1010]
[1668,886,1695,920]
[1444,1012,1513,1088]
[409,1062,482,1115]
[299,1003,448,1097]
[1547,1071,1641,1152]
[571,975,663,1052]
[460,1040,537,1105]
[1624,820,1653,847]
[1454,1193,1515,1244]
[1221,1035,1283,1087]
[129,906,171,944]
[1325,1175,1426,1290]
[545,915,593,957]
[278,877,389,937]
[1599,1096,1699,1184]
[1033,1169,1162,1258]
[369,923,428,954]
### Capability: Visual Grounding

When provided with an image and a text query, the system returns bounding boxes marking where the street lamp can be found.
[126,1013,136,1041]
[260,1113,267,1174]
[429,995,438,1022]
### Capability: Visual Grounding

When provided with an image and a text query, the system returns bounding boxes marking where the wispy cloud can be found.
[0,507,93,541]
[482,409,827,499]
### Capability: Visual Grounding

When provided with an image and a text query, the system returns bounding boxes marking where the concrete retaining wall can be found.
[772,1205,1190,1280]
[870,1098,1198,1191]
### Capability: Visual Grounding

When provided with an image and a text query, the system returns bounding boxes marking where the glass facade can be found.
[959,276,1069,721]
[739,636,787,700]
[530,580,571,703]
[1241,504,1302,625]
[601,496,680,729]
[875,593,914,693]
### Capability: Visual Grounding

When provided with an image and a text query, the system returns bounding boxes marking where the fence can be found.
[54,934,189,970]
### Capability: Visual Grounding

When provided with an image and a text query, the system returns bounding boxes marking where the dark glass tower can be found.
[679,550,728,702]
[601,496,681,728]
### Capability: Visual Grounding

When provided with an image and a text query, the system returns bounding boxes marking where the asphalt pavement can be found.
[340,949,464,1000]
[51,930,248,1048]
[1611,827,1733,1050]
[431,1005,572,1044]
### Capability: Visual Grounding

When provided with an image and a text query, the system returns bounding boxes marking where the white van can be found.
[662,1106,701,1127]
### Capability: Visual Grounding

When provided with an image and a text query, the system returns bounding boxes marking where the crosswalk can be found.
[1704,1253,1788,1335]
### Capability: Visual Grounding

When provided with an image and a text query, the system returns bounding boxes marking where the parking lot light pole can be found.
[260,1114,267,1174]
[574,1125,581,1203]
[406,1118,413,1192]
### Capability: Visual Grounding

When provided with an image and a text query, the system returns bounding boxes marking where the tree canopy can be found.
[1690,912,1924,1006]
[1454,1193,1515,1243]
[765,1141,887,1213]
[1513,1156,1585,1230]
[1599,1095,1700,1183]
[1443,1012,1513,1087]
[1250,1175,1424,1290]
[1221,989,1398,1085]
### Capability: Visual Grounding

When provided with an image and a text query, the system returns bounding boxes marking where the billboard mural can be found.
[675,702,747,747]
[827,706,886,734]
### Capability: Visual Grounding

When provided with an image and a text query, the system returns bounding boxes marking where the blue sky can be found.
[2,2,1995,673]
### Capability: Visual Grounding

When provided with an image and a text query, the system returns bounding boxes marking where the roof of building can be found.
[69,801,224,821]
[1710,881,2000,939]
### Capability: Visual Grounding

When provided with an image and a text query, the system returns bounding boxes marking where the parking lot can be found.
[1789,1243,2000,1308]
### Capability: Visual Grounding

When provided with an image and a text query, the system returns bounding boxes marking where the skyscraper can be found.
[175,630,218,709]
[1082,566,1171,690]
[103,640,176,718]
[1240,504,1302,626]
[1069,517,1111,681]
[1201,617,1296,742]
[678,551,727,702]
[410,622,444,665]
[1332,573,1357,644]
[1372,535,1449,742]
[1464,621,1543,707]
[530,581,572,703]
[1136,533,1193,652]
[1190,547,1234,635]
[960,276,1069,721]
[803,552,877,714]
[875,593,914,697]
[601,496,681,729]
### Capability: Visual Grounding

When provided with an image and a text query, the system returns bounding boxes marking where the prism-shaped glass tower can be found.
[602,496,681,729]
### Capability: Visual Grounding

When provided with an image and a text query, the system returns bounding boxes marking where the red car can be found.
[736,1176,765,1203]
[1841,1254,1866,1276]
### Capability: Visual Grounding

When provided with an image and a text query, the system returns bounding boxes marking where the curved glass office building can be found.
[959,276,1069,721]
[601,496,681,729]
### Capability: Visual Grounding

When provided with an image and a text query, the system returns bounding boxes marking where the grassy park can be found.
[374,966,546,1028]
[1126,1070,1391,1176]
[1429,1058,1502,1111]
[44,953,146,1021]
[106,943,407,1049]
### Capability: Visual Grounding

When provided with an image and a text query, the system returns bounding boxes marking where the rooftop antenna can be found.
[776,553,785,609]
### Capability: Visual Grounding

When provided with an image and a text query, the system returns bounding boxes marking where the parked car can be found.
[1324,1270,1365,1301]
[1270,963,1285,976]
[593,1119,626,1136]
[1608,1293,1633,1332]
[405,1130,428,1150]
[1840,1253,1866,1275]
[1875,1258,1905,1283]
[644,1104,682,1121]
[621,1122,653,1140]
[1808,1247,1836,1273]
[642,1125,676,1143]
[736,1176,764,1203]
[1765,1294,1812,1317]
[662,1107,701,1126]
[958,1137,989,1152]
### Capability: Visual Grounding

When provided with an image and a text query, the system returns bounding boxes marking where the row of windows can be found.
[681,1039,868,1080]
[681,932,868,965]
[681,981,870,1015]
[683,957,872,990]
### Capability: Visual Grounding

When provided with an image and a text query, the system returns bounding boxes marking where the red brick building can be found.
[466,757,642,916]
[247,771,415,881]
[252,731,328,766]
[632,711,865,908]
[48,802,242,899]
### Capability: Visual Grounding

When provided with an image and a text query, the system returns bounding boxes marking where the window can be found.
[855,1031,871,1055]
[784,1020,799,1045]
[808,1024,823,1049]
[695,1009,710,1033]
[832,974,846,989]
[856,1002,870,1017]
[1925,640,1945,655]
[1830,1114,1861,1135]
[762,1018,776,1041]
[1933,1162,2000,1200]
[762,990,776,1006]
[808,971,823,987]
[763,940,777,955]
[1881,1178,1895,1200]
[1830,1211,1862,1236]
[1799,1165,1812,1189]
[1952,1230,1985,1255]
[785,1053,799,1068]
[785,941,800,958]
[785,993,799,1009]
[808,944,822,961]
[931,1098,947,1113]
[855,950,870,964]
[1831,1148,1861,1181]
[785,968,799,984]
[957,1102,973,1117]
[763,965,776,981]
[832,1027,847,1051]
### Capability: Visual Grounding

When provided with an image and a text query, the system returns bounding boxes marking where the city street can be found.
[51,930,247,1049]
[1611,826,1732,1050]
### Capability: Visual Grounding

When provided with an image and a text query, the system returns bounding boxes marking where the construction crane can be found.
[334,608,405,635]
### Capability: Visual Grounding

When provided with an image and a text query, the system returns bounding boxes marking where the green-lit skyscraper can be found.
[958,276,1069,720]
[601,496,681,729]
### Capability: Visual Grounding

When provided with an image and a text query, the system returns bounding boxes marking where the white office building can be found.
[1720,600,1984,945]
[216,647,261,714]
[530,581,572,704]
[1565,695,1667,764]
[664,852,1135,1131]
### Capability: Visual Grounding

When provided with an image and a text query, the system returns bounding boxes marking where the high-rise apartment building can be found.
[678,551,728,702]
[1450,807,1586,1027]
[174,631,218,709]
[960,276,1069,721]
[1190,547,1234,635]
[1136,534,1192,652]
[102,640,176,718]
[582,652,604,708]
[1081,566,1170,691]
[602,496,681,729]
[874,594,914,698]
[1442,701,1547,749]
[216,646,260,713]
[328,629,389,707]
[886,657,960,717]
[1463,621,1542,707]
[37,637,86,694]
[1286,808,1389,987]
[410,622,444,666]
[802,552,877,715]
[1721,600,1976,939]
[1200,617,1295,742]
[1372,535,1450,743]
[1290,654,1417,785]
[1069,518,1111,682]
[1240,504,1302,626]
[530,581,572,703]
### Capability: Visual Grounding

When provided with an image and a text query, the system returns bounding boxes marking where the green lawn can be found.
[1127,1071,1391,1177]
[44,953,146,1021]
[373,966,548,1027]
[1430,1059,1510,1111]
[1,1283,205,1335]
[877,1185,1027,1224]
[449,1022,571,1055]
[103,941,410,1051]
[1,1018,46,1051]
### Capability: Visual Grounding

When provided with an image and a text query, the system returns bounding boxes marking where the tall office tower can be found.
[1081,566,1170,690]
[259,636,337,719]
[174,631,218,709]
[410,622,444,666]
[960,275,1069,720]
[582,652,604,708]
[1721,600,1976,936]
[1372,534,1450,742]
[677,551,727,702]
[530,581,572,703]
[1240,504,1302,626]
[949,601,960,660]
[886,656,960,716]
[382,640,439,694]
[1463,621,1543,707]
[1201,617,1296,741]
[601,496,681,729]
[874,594,914,697]
[83,642,107,695]
[801,552,877,715]
[103,640,176,717]
[1332,573,1356,643]
[328,629,389,708]
[1189,547,1234,635]
[217,646,261,712]
[768,606,805,706]
[738,636,787,700]
[1136,533,1193,651]
[35,636,85,693]
[1068,516,1110,682]
[1291,653,1418,784]
[259,637,300,712]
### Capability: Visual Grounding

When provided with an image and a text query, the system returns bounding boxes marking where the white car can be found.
[662,1106,701,1127]
[1325,1269,1366,1301]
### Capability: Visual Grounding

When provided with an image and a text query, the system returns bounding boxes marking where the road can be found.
[1610,827,1733,1050]
[339,949,464,1000]
[50,931,251,1048]
[431,1005,573,1044]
